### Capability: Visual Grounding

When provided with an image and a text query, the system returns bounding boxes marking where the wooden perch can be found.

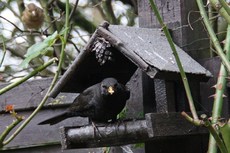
[60,113,207,149]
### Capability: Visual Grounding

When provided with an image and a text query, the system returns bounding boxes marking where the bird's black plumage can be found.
[38,78,130,125]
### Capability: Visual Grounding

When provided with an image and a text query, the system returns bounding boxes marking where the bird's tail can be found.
[38,112,68,125]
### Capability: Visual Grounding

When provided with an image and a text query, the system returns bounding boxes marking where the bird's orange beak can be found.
[108,86,115,95]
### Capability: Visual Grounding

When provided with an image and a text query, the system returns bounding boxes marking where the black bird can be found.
[38,78,130,125]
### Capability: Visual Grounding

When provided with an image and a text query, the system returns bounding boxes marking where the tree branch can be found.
[0,58,57,95]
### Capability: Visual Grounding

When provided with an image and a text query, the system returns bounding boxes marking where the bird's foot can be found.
[91,121,102,138]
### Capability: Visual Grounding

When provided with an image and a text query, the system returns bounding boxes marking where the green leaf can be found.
[20,31,58,68]
[117,107,127,119]
[134,143,144,148]
[220,120,230,152]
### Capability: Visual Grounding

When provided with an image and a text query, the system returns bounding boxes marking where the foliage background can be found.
[0,0,137,82]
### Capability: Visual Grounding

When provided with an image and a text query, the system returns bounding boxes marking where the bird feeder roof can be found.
[108,25,211,76]
[50,22,212,98]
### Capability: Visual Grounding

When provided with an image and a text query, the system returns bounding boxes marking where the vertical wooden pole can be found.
[141,72,156,153]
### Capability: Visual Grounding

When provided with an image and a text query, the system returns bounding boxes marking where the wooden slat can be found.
[0,108,88,149]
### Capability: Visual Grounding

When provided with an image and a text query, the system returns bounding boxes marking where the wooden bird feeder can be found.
[0,1,226,152]
[47,21,211,149]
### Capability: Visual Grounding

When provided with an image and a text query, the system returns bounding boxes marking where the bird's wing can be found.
[67,85,97,113]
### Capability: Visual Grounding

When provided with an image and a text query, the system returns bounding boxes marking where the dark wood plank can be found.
[125,69,145,118]
[142,72,156,113]
[144,135,208,153]
[165,81,176,112]
[1,105,111,152]
[0,78,77,112]
[0,108,88,149]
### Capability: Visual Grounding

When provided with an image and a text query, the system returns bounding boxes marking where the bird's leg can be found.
[112,117,123,131]
[111,117,117,123]
[91,121,102,138]
[40,29,44,35]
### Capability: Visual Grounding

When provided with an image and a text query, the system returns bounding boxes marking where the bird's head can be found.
[26,3,37,16]
[26,3,43,17]
[101,78,119,96]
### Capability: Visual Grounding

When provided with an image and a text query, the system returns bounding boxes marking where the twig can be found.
[5,3,20,18]
[187,11,194,30]
[68,39,81,53]
[73,29,87,44]
[0,16,23,33]
[69,0,79,21]
[102,0,118,24]
[0,58,57,95]
[218,0,230,16]
[209,0,230,24]
[208,4,216,57]
[92,0,108,21]
[181,112,201,126]
[0,16,43,35]
[0,116,23,147]
[0,35,6,67]
[196,0,230,73]
[201,114,228,153]
[148,0,198,120]
[42,10,65,35]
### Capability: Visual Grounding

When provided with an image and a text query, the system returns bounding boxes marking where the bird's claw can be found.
[92,121,102,138]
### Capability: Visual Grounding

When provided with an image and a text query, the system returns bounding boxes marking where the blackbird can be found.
[38,78,130,125]
[21,3,44,30]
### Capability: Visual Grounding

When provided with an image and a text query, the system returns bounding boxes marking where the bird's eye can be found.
[114,83,118,88]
